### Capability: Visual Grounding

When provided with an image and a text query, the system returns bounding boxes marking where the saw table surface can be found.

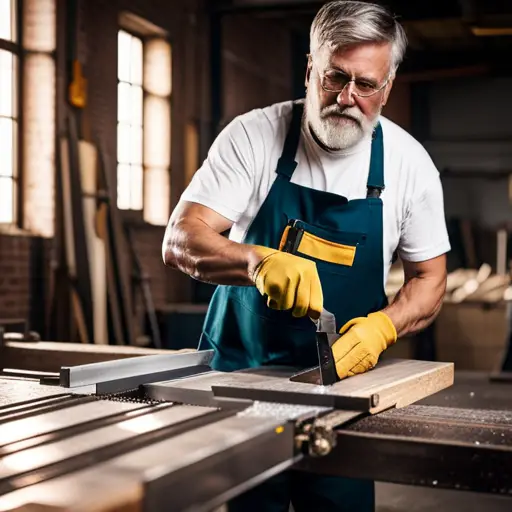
[0,377,66,407]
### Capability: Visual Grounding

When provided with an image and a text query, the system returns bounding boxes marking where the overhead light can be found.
[471,26,512,36]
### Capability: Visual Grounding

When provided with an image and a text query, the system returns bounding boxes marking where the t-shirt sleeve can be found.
[398,152,451,262]
[180,117,255,223]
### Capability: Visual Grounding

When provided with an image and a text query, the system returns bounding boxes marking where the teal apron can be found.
[198,101,387,511]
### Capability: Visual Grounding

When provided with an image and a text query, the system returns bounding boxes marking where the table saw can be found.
[0,349,510,512]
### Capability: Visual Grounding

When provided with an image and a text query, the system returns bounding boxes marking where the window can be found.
[0,0,18,224]
[117,30,143,211]
[117,23,171,225]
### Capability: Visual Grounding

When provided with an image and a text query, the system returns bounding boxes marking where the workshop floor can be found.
[376,483,511,512]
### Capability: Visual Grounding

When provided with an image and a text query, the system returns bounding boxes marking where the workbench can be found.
[0,347,510,511]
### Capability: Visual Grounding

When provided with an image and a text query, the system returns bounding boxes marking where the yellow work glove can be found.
[332,311,397,380]
[250,246,323,319]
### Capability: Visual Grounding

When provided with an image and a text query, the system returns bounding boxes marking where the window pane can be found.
[0,177,13,223]
[144,166,169,225]
[118,30,132,83]
[130,165,143,210]
[117,82,131,124]
[0,0,12,41]
[117,163,131,209]
[0,50,14,117]
[131,125,142,165]
[131,85,143,126]
[0,117,14,177]
[130,36,143,86]
[144,39,172,97]
[144,95,170,168]
[117,122,131,164]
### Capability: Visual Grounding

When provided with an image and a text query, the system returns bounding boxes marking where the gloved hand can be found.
[249,246,323,319]
[332,311,397,379]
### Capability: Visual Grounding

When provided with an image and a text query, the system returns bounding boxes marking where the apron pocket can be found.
[278,219,366,273]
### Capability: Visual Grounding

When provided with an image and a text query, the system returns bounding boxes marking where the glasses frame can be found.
[312,60,391,98]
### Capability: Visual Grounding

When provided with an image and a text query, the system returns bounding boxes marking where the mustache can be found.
[320,106,362,125]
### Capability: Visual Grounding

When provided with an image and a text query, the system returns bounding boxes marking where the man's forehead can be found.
[317,42,392,77]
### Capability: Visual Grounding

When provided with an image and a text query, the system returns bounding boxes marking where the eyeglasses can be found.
[315,64,391,98]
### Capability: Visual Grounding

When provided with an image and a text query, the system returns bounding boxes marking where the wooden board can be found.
[96,139,136,346]
[149,359,454,414]
[2,341,192,373]
[79,141,107,345]
[66,112,95,343]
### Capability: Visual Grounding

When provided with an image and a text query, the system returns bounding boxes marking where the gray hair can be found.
[310,1,408,73]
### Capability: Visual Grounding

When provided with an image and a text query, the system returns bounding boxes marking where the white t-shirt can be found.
[181,100,451,284]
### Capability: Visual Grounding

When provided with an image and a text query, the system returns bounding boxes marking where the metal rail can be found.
[212,384,376,410]
[60,350,214,391]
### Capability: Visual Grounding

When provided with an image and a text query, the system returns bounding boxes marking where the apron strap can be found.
[366,122,384,198]
[276,101,304,180]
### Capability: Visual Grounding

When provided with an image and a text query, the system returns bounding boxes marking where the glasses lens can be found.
[354,81,377,96]
[322,70,350,92]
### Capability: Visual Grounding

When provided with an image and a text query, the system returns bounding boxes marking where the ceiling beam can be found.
[212,0,323,15]
[212,0,463,19]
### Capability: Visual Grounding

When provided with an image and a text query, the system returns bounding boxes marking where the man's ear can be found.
[305,53,312,88]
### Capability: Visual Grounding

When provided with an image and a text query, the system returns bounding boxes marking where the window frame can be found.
[116,27,145,214]
[117,17,172,225]
[0,0,22,226]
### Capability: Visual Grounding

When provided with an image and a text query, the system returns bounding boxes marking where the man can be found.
[163,1,450,510]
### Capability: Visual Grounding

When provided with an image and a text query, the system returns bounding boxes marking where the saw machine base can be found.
[0,349,509,511]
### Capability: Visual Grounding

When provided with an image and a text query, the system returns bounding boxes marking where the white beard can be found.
[305,90,380,151]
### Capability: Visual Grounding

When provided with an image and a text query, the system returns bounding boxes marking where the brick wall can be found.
[129,225,168,311]
[221,13,293,123]
[0,232,31,322]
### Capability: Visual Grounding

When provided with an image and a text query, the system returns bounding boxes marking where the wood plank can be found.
[96,139,136,346]
[2,341,192,373]
[66,112,95,343]
[98,203,125,346]
[79,141,108,344]
[148,359,454,414]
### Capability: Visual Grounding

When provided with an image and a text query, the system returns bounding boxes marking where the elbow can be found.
[162,241,175,268]
[162,244,175,268]
[162,221,181,268]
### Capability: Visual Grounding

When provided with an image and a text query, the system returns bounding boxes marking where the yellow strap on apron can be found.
[279,226,356,266]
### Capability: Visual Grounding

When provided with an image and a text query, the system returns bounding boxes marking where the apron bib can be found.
[199,101,388,372]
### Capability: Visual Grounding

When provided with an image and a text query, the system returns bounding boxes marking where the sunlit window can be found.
[117,29,143,210]
[0,0,18,224]
[143,38,171,225]
[117,24,171,224]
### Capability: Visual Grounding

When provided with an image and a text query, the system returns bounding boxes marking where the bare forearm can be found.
[383,268,447,338]
[163,219,258,286]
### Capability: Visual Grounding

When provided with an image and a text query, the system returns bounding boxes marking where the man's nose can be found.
[337,80,356,107]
